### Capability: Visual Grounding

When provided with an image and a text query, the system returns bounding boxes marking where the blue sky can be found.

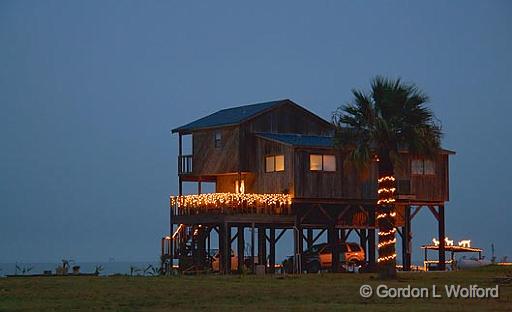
[0,0,511,263]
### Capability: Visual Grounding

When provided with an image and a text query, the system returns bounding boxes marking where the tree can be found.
[332,76,442,278]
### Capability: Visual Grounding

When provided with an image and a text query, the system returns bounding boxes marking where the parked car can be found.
[283,242,366,273]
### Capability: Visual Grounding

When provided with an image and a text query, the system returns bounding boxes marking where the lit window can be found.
[275,155,284,171]
[323,155,336,172]
[214,131,222,148]
[265,156,275,172]
[265,155,285,172]
[310,154,323,171]
[310,154,336,171]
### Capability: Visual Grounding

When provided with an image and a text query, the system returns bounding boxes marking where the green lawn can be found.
[0,266,511,311]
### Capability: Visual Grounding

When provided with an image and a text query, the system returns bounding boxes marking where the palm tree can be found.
[333,76,442,278]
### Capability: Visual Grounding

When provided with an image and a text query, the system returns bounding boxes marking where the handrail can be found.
[178,155,193,174]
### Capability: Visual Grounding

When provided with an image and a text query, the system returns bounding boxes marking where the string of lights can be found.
[170,192,293,214]
[376,174,397,265]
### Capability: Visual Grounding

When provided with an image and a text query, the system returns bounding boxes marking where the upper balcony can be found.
[178,155,193,175]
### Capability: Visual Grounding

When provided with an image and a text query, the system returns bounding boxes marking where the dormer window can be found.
[265,155,285,172]
[214,131,222,148]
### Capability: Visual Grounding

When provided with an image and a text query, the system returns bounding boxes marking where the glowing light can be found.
[172,224,184,239]
[378,176,395,183]
[376,174,397,265]
[377,254,397,263]
[432,237,455,246]
[458,240,471,248]
[170,193,292,214]
[378,228,397,236]
[378,238,397,248]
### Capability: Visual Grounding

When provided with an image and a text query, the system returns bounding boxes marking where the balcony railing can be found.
[178,155,193,174]
[170,193,293,216]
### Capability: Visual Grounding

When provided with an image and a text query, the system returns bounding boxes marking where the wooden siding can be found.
[192,126,240,175]
[409,154,449,202]
[240,102,334,172]
[251,138,294,195]
[293,148,378,199]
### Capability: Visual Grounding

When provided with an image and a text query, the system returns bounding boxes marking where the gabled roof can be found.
[172,100,288,134]
[256,133,335,148]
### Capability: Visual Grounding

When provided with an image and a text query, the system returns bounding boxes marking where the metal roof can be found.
[256,133,335,148]
[171,99,289,133]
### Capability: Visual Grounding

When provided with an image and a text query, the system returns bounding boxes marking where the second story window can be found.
[214,131,222,148]
[265,155,284,172]
[310,154,336,172]
[412,159,435,175]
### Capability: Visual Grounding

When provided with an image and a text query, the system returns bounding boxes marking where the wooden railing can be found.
[170,193,293,216]
[178,155,193,174]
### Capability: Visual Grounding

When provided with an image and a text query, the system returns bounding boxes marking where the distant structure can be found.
[161,99,454,274]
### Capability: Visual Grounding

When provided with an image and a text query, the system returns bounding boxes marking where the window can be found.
[310,155,323,171]
[265,155,284,172]
[412,159,435,175]
[214,131,222,148]
[411,159,423,175]
[309,154,336,172]
[275,155,284,171]
[424,160,435,175]
[323,155,336,172]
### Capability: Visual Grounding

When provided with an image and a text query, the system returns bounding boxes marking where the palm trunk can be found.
[377,151,397,279]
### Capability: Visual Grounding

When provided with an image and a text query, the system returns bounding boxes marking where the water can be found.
[0,261,160,277]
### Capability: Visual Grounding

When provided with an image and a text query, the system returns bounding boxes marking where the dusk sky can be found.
[1,1,511,264]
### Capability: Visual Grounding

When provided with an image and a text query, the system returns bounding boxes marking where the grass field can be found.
[0,266,511,311]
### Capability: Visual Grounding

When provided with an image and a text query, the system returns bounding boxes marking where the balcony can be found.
[170,193,293,216]
[178,155,193,174]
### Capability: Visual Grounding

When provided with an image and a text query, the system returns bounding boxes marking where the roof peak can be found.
[171,99,292,133]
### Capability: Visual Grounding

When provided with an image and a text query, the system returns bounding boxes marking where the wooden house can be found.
[163,99,454,274]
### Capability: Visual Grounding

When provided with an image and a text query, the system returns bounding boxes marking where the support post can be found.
[368,205,376,270]
[329,225,340,273]
[269,227,276,273]
[237,226,244,274]
[306,229,314,250]
[178,133,183,196]
[359,229,367,262]
[251,222,255,273]
[340,228,346,244]
[438,205,446,271]
[218,223,226,274]
[258,226,267,271]
[403,205,412,271]
[197,226,206,269]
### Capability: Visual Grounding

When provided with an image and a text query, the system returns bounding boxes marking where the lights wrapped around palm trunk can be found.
[376,175,397,265]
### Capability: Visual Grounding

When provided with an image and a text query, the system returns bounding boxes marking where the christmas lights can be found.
[172,224,184,239]
[376,174,398,265]
[432,237,455,246]
[458,240,471,248]
[378,238,397,248]
[170,193,292,215]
